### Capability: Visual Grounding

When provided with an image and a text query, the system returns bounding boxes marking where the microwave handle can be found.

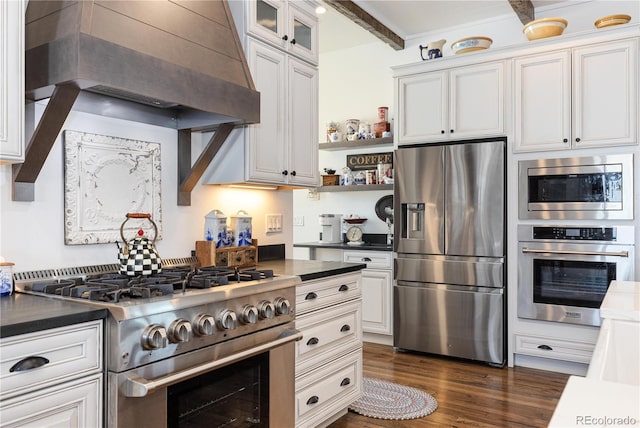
[521,248,629,258]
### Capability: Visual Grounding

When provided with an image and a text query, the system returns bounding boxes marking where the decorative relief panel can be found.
[64,130,162,245]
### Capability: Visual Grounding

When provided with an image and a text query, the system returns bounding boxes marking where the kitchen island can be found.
[549,281,640,427]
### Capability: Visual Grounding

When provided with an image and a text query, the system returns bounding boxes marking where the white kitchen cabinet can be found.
[396,61,505,145]
[0,320,103,427]
[514,38,638,152]
[206,21,319,187]
[343,251,393,337]
[0,0,25,163]
[245,0,319,65]
[295,272,362,427]
[246,39,318,186]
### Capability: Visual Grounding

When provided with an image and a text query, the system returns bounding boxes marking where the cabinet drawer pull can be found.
[305,292,318,300]
[537,344,553,351]
[361,257,372,262]
[306,395,319,406]
[306,337,319,346]
[10,356,50,372]
[340,377,351,387]
[340,324,351,333]
[338,284,349,292]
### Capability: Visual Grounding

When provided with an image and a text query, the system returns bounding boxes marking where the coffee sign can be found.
[346,152,393,171]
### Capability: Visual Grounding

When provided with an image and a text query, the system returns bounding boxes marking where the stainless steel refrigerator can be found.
[393,138,506,366]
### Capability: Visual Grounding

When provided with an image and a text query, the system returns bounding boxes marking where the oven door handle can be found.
[123,328,303,398]
[521,248,629,258]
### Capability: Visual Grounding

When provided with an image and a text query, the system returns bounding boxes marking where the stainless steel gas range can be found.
[14,257,302,428]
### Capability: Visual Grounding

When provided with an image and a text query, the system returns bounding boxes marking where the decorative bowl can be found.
[594,14,631,29]
[450,36,493,55]
[523,17,568,41]
[344,217,367,224]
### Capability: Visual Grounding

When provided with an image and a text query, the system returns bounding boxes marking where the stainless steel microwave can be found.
[519,154,634,220]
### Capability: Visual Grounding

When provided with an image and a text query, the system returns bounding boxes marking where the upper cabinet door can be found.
[513,50,572,152]
[0,0,25,164]
[395,71,448,145]
[286,3,319,65]
[246,0,318,65]
[572,39,638,149]
[449,61,505,140]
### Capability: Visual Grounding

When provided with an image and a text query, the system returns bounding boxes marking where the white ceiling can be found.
[318,0,574,53]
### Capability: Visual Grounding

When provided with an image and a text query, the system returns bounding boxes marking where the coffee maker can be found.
[318,214,342,243]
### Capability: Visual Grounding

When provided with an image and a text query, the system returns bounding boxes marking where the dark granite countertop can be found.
[293,242,393,251]
[258,259,366,282]
[0,293,108,339]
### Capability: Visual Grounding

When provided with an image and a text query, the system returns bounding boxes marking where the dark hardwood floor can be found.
[329,343,570,428]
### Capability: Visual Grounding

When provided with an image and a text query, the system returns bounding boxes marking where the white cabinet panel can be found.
[361,269,393,335]
[0,0,25,163]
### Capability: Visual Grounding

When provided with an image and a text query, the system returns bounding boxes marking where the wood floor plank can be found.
[329,343,570,428]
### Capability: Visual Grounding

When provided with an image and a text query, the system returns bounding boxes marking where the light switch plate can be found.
[266,214,283,233]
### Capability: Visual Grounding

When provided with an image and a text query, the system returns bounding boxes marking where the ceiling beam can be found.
[508,0,535,25]
[323,0,405,50]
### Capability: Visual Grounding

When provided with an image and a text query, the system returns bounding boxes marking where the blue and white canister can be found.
[204,209,228,248]
[230,210,253,247]
[0,261,15,297]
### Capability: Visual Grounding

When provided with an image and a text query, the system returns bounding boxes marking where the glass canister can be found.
[0,261,14,297]
[230,210,253,247]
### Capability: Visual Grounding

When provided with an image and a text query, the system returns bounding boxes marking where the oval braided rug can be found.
[348,377,438,420]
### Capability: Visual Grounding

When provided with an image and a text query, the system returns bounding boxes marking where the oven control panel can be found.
[532,226,617,241]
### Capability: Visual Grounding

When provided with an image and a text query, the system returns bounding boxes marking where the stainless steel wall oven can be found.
[518,154,634,220]
[518,225,635,326]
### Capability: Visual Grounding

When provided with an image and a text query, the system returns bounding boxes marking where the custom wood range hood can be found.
[16,0,260,205]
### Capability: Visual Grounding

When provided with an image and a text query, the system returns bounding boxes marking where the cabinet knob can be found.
[281,170,288,176]
[563,138,568,143]
[282,35,289,41]
[450,129,454,133]
[575,137,581,143]
[441,130,445,134]
[290,38,296,45]
[290,170,297,176]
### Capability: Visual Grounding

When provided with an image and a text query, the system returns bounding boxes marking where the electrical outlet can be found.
[293,216,304,226]
[265,214,283,233]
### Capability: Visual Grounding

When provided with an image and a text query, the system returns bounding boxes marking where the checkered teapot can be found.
[116,213,162,276]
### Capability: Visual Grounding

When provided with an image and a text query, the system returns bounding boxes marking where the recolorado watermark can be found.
[576,415,639,426]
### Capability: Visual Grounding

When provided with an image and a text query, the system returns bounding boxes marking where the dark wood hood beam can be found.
[508,0,535,25]
[324,0,404,50]
[177,123,235,206]
[12,83,80,201]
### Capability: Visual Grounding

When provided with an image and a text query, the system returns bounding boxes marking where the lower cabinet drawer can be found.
[296,273,361,316]
[295,300,362,375]
[0,373,103,428]
[295,349,362,428]
[0,320,103,400]
[514,334,595,364]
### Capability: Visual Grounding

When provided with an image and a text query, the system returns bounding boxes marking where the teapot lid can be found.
[231,210,251,219]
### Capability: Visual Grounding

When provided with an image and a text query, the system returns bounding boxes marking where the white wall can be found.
[0,105,293,272]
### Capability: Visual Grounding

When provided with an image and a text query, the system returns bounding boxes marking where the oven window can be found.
[528,172,622,203]
[167,354,269,428]
[533,259,616,308]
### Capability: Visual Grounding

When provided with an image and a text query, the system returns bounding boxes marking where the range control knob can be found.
[168,319,192,343]
[240,305,259,324]
[257,300,275,319]
[193,313,216,336]
[273,297,291,316]
[217,309,237,330]
[141,324,167,350]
